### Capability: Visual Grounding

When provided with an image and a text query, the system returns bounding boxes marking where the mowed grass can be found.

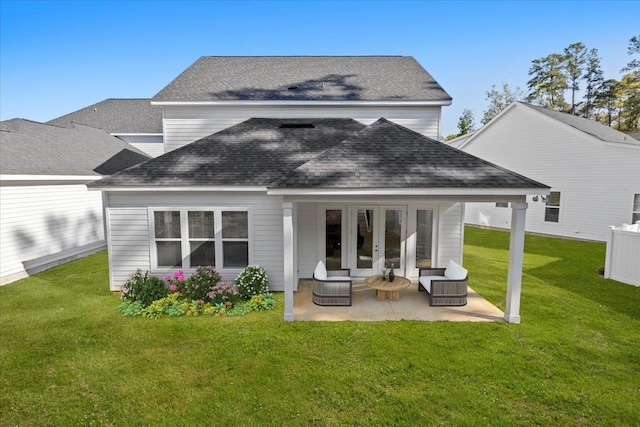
[1,227,638,426]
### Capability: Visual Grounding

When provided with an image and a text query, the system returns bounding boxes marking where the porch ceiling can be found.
[293,279,504,322]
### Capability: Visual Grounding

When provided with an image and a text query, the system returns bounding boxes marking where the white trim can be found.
[90,186,268,192]
[283,202,295,321]
[151,100,452,107]
[269,187,549,197]
[1,174,99,185]
[505,201,528,324]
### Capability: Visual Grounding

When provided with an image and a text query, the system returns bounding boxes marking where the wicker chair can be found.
[418,267,468,306]
[312,268,352,306]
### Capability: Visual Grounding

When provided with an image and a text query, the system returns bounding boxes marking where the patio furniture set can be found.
[312,260,468,307]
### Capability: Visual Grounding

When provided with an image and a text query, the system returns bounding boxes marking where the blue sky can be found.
[1,0,638,136]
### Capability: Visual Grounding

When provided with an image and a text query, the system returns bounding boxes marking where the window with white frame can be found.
[544,191,561,223]
[151,208,249,271]
[633,194,640,224]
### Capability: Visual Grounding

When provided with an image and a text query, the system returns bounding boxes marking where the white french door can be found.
[349,206,406,277]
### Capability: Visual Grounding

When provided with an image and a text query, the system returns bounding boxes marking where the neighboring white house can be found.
[0,119,149,285]
[451,102,640,242]
[48,99,164,157]
[88,56,550,323]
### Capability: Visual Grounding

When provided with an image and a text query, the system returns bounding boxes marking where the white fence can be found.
[605,223,640,287]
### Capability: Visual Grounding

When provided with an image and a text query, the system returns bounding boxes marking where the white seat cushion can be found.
[444,260,468,280]
[419,276,444,293]
[314,261,327,281]
[325,276,351,281]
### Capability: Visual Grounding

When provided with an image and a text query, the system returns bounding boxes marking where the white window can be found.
[633,194,640,224]
[150,208,250,272]
[545,191,561,223]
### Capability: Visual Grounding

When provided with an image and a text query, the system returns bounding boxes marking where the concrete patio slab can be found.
[293,279,504,322]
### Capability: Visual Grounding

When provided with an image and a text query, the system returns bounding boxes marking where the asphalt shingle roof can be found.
[523,102,640,146]
[91,118,547,191]
[90,119,366,187]
[47,99,162,134]
[275,119,548,189]
[0,119,150,176]
[152,56,452,102]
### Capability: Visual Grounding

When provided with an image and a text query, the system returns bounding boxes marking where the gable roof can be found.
[152,56,452,103]
[47,99,162,134]
[0,119,150,176]
[90,118,547,192]
[274,119,547,189]
[456,102,640,150]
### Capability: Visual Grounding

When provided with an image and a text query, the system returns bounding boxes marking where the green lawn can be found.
[1,227,638,426]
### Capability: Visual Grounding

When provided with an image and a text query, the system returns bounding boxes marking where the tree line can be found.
[446,35,639,140]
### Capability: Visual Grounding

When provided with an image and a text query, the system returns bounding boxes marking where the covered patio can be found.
[293,279,504,321]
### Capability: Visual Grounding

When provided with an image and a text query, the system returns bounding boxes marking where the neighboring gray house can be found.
[451,102,640,242]
[0,119,149,284]
[48,99,164,157]
[87,56,550,323]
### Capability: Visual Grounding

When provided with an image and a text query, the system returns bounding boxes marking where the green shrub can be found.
[118,299,144,317]
[140,293,185,318]
[121,270,169,307]
[235,266,269,300]
[248,293,275,311]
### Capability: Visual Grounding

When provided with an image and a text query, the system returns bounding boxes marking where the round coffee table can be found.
[365,274,411,301]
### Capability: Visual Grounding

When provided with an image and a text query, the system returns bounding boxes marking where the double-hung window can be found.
[151,208,250,271]
[544,191,561,223]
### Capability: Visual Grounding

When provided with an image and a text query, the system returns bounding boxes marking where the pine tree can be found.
[582,49,604,119]
[564,42,587,115]
[527,53,569,111]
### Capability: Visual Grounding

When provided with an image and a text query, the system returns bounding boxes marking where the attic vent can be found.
[280,123,315,129]
[287,85,299,90]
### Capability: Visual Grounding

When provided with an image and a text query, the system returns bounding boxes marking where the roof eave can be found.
[150,99,452,107]
[87,184,269,192]
[266,187,550,197]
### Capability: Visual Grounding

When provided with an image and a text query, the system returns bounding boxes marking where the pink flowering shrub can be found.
[164,270,186,295]
[207,281,240,305]
[169,266,222,302]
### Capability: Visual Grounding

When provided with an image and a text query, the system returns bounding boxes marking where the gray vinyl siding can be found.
[105,192,285,291]
[437,203,464,267]
[296,202,319,278]
[0,183,105,285]
[162,105,441,152]
[117,135,164,158]
[461,104,640,242]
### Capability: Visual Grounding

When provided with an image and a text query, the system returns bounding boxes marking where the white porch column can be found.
[283,202,295,321]
[505,201,527,324]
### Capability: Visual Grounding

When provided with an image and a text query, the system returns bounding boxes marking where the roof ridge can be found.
[201,55,410,58]
[518,101,638,145]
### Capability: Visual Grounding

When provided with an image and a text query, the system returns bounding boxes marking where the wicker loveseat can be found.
[418,260,468,306]
[312,261,352,306]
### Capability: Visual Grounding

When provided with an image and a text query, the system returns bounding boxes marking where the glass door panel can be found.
[383,209,403,270]
[325,209,343,269]
[356,209,375,270]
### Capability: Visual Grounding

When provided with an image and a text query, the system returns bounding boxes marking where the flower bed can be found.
[118,265,274,318]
